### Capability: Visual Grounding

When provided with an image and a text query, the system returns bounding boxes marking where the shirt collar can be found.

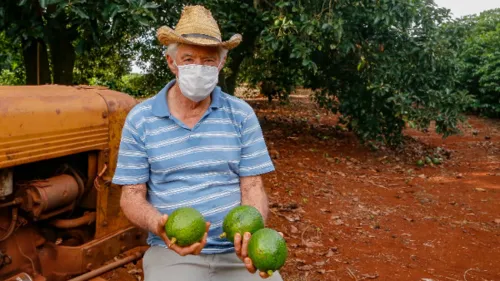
[151,79,223,118]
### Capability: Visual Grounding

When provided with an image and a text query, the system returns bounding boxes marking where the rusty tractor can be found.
[0,85,147,281]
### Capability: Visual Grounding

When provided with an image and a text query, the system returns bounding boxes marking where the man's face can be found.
[167,44,222,77]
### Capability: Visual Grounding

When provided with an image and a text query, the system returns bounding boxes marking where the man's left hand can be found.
[234,231,284,279]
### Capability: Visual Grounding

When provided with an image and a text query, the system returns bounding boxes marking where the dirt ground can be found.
[98,93,500,281]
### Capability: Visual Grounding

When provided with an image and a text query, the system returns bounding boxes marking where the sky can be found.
[434,0,499,18]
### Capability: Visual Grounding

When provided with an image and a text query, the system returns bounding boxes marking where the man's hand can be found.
[154,214,211,256]
[234,231,284,279]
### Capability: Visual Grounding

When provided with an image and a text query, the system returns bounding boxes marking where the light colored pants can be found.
[143,246,284,281]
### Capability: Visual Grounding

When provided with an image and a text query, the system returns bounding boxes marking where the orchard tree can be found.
[0,0,158,85]
[255,0,473,145]
[73,37,134,86]
[452,9,500,117]
[0,31,25,85]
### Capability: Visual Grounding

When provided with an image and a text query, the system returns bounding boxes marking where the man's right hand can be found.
[154,214,210,256]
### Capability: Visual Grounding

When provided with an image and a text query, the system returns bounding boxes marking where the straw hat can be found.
[156,5,242,50]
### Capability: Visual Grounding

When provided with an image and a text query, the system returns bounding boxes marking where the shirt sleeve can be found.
[112,118,150,185]
[239,111,275,177]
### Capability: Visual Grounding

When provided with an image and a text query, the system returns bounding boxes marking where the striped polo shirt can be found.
[111,79,275,254]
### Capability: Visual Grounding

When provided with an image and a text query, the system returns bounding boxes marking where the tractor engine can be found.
[0,85,147,281]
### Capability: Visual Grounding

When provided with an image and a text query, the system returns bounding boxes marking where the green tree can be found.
[453,9,500,117]
[73,37,133,86]
[0,31,25,85]
[255,0,473,145]
[0,0,158,85]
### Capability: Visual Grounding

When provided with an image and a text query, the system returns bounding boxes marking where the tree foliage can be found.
[0,31,25,85]
[0,0,158,85]
[450,9,500,117]
[73,37,133,85]
[253,0,472,145]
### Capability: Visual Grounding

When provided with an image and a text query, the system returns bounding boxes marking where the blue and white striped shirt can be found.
[111,80,275,254]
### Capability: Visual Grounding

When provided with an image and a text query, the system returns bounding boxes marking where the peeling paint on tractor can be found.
[0,85,146,280]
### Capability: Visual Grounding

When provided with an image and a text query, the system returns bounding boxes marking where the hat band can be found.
[181,33,221,43]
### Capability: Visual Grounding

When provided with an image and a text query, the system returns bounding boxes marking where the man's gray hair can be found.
[166,43,228,61]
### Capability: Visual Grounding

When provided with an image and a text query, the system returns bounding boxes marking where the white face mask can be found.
[174,60,221,102]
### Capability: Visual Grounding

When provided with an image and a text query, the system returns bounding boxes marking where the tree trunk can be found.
[218,70,228,93]
[222,29,260,95]
[225,51,246,96]
[22,39,51,85]
[49,30,76,85]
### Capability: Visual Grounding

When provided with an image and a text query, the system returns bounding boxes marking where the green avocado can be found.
[164,207,206,247]
[425,156,432,164]
[247,228,288,276]
[220,205,264,243]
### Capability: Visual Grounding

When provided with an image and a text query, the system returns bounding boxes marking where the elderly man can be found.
[111,5,283,281]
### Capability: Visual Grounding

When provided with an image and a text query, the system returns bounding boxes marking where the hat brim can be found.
[157,26,242,50]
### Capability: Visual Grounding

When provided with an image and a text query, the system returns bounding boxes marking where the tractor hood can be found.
[0,85,123,169]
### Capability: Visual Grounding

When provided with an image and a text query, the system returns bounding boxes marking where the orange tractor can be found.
[0,85,147,281]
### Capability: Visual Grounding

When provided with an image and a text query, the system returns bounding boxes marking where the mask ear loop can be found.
[218,58,224,70]
[173,60,181,83]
